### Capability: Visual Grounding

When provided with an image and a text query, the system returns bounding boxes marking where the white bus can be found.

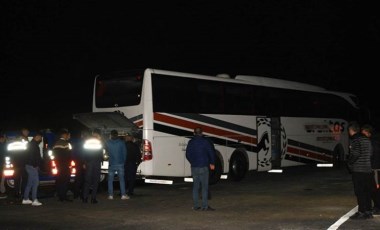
[74,68,361,185]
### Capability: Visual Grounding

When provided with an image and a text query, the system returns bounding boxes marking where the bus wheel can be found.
[209,156,222,185]
[229,153,248,181]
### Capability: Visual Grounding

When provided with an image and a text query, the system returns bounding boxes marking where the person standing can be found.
[72,130,89,200]
[124,134,141,196]
[22,132,43,206]
[106,130,128,200]
[186,127,215,211]
[11,128,30,199]
[361,124,380,215]
[53,129,73,202]
[0,134,7,198]
[82,129,103,204]
[348,121,373,219]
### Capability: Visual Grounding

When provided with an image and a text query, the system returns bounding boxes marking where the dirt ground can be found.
[0,166,379,230]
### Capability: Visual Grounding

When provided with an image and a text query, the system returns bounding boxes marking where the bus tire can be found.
[229,152,248,181]
[209,156,222,185]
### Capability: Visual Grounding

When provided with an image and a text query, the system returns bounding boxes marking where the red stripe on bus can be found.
[287,146,332,162]
[135,120,143,128]
[154,113,257,144]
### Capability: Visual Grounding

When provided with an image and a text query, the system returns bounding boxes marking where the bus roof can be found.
[146,68,358,108]
[149,68,325,91]
[234,75,326,91]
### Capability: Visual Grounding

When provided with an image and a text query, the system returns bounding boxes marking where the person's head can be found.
[59,128,70,140]
[361,124,373,138]
[125,133,134,142]
[21,128,29,137]
[92,129,102,139]
[348,121,360,137]
[110,130,118,139]
[33,132,43,143]
[194,127,203,136]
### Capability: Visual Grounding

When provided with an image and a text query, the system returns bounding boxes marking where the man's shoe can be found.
[121,195,130,200]
[201,206,215,211]
[107,195,113,200]
[350,212,367,220]
[364,211,373,219]
[32,200,42,206]
[372,207,380,215]
[22,199,33,205]
[192,207,201,211]
[91,198,98,204]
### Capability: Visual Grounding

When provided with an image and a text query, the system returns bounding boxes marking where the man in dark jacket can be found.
[186,127,215,211]
[72,130,89,200]
[22,132,43,206]
[12,128,30,199]
[348,122,373,219]
[124,134,141,196]
[82,129,103,204]
[53,129,73,202]
[361,124,380,215]
[0,134,7,198]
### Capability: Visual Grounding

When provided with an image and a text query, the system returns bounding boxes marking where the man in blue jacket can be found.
[186,127,215,211]
[106,130,128,200]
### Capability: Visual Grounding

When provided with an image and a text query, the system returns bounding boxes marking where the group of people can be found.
[103,129,141,201]
[0,126,216,211]
[4,123,380,215]
[347,121,380,220]
[65,128,142,204]
[0,127,142,206]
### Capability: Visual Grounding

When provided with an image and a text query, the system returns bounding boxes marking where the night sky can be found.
[1,1,380,132]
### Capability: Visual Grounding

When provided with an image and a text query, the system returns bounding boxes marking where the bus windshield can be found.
[95,70,143,108]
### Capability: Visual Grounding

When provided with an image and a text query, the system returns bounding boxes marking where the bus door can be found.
[271,117,282,169]
[256,117,272,171]
[152,135,187,177]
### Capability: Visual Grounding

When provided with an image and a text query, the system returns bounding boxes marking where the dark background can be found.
[1,1,380,132]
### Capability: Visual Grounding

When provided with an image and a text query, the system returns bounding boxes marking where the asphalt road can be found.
[0,165,379,230]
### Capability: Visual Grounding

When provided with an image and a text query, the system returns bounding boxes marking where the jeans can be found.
[191,167,209,209]
[24,165,39,201]
[108,164,126,196]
